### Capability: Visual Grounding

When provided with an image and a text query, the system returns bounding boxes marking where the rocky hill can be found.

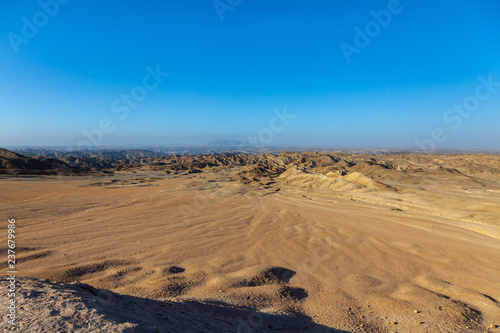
[0,148,95,175]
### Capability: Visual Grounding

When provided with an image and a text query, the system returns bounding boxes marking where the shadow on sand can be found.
[65,280,350,332]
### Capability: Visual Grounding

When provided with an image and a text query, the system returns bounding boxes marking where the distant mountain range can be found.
[2,147,499,179]
[205,139,244,146]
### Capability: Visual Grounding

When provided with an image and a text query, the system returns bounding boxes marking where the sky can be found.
[1,0,499,150]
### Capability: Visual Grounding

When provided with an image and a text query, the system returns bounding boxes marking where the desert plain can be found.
[1,149,500,332]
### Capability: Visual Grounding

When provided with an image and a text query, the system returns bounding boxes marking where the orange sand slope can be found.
[1,152,500,332]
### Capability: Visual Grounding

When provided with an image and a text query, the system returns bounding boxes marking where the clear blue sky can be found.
[1,0,499,150]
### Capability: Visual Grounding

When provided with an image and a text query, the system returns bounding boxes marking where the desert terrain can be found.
[1,148,500,332]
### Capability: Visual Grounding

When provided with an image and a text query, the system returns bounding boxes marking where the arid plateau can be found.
[1,148,500,332]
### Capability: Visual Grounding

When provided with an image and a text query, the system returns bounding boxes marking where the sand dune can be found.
[1,150,500,332]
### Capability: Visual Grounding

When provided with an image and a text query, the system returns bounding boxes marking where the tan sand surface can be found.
[1,152,500,332]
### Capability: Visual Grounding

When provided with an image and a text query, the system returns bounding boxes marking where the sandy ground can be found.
[1,158,500,332]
